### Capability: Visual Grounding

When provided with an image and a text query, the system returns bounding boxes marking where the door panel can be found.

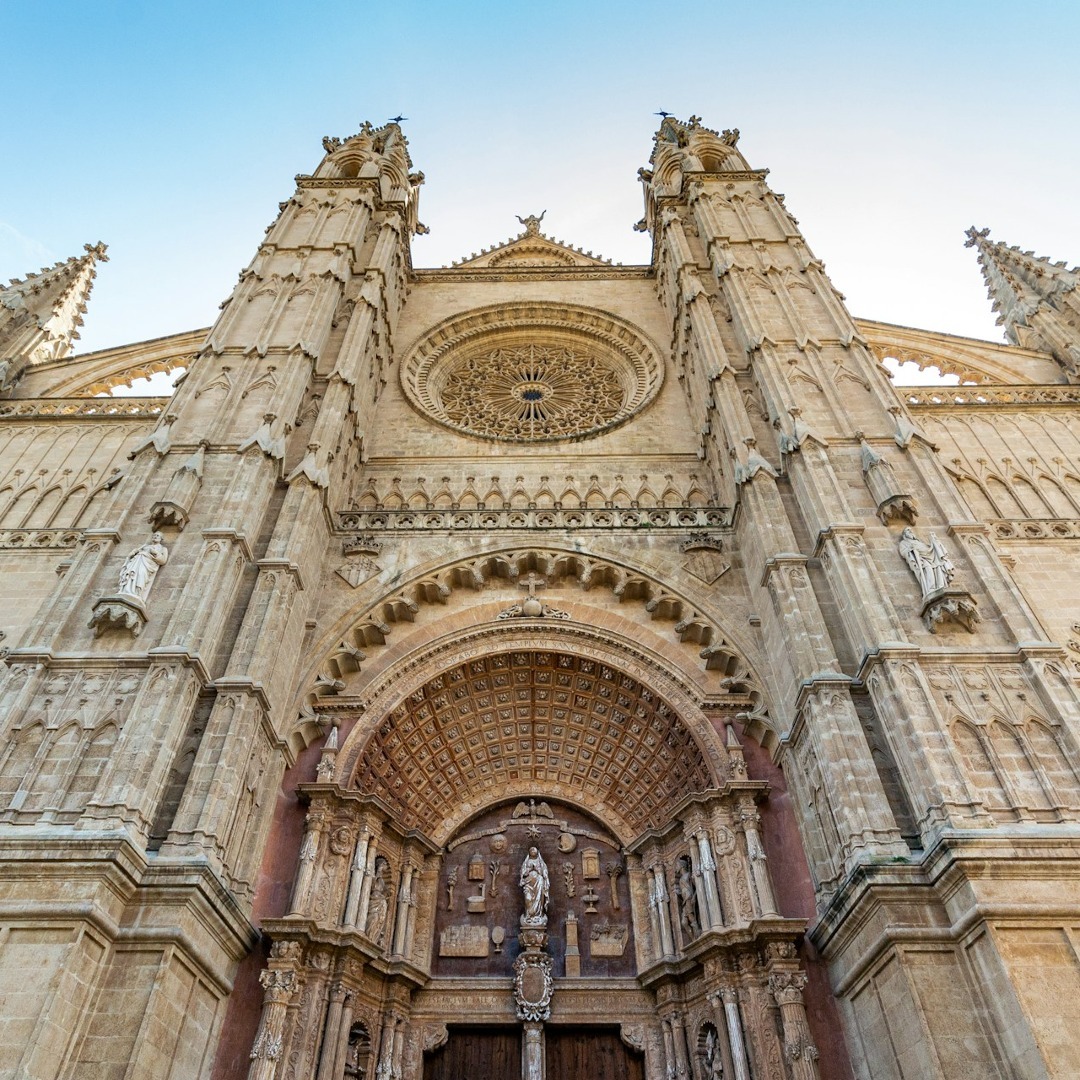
[545,1026,645,1080]
[423,1025,520,1080]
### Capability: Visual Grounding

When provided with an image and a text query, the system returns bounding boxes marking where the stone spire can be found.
[0,242,108,391]
[965,227,1080,379]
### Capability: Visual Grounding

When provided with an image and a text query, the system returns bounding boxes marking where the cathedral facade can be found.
[1,117,1079,1080]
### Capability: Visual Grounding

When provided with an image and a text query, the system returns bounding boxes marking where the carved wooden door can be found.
[545,1026,645,1080]
[422,1025,520,1080]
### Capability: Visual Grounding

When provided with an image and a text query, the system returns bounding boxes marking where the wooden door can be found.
[422,1025,520,1080]
[545,1026,645,1080]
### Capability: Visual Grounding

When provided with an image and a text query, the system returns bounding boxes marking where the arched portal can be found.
[250,629,830,1080]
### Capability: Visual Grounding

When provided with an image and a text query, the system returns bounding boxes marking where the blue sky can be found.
[2,1,1078,356]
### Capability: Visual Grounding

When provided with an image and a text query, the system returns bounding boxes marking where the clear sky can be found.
[2,1,1078,358]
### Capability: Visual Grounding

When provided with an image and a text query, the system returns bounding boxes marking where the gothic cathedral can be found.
[2,117,1080,1080]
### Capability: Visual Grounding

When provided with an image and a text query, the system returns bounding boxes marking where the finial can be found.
[515,210,546,236]
[83,242,109,262]
[964,226,990,248]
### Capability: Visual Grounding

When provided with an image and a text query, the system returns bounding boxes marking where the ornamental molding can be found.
[0,397,167,420]
[337,506,731,533]
[398,302,664,444]
[0,529,83,550]
[991,518,1080,540]
[903,384,1080,408]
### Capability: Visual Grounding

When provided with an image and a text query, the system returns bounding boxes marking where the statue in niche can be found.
[898,527,954,597]
[704,1027,724,1078]
[676,855,700,940]
[365,857,390,944]
[519,846,550,925]
[117,532,169,604]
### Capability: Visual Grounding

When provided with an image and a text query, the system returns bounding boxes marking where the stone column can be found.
[342,828,370,926]
[392,1018,406,1080]
[374,1013,396,1080]
[738,804,779,917]
[356,841,379,930]
[719,987,752,1080]
[248,967,301,1080]
[706,992,737,1080]
[653,864,676,956]
[695,831,725,929]
[769,972,820,1080]
[670,1011,692,1080]
[288,808,325,915]
[316,982,348,1080]
[565,912,581,977]
[645,870,664,962]
[330,989,356,1080]
[391,865,413,956]
[522,1021,544,1080]
[661,1018,677,1080]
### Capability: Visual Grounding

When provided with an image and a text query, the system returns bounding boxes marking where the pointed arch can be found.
[23,724,81,812]
[988,719,1051,811]
[0,723,45,808]
[951,718,1010,813]
[61,724,117,814]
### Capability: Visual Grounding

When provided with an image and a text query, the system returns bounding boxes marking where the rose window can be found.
[399,303,663,444]
[439,345,626,441]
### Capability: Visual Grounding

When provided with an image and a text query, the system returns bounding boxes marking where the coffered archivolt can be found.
[294,545,769,754]
[332,627,732,845]
[398,302,664,444]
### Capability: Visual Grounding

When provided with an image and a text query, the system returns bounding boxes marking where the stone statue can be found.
[365,857,390,944]
[519,846,550,925]
[704,1028,724,1078]
[898,527,954,597]
[117,532,169,604]
[676,855,700,940]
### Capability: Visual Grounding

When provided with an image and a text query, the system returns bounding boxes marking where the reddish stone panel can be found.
[734,719,855,1080]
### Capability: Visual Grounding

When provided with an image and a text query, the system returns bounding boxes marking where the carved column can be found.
[695,830,725,929]
[316,982,348,1080]
[248,966,301,1080]
[288,808,326,914]
[706,992,737,1080]
[738,803,779,917]
[356,838,380,930]
[392,1017,406,1080]
[342,828,371,926]
[669,1011,692,1080]
[522,1021,544,1080]
[645,869,664,961]
[391,864,414,956]
[374,1013,396,1080]
[661,1018,677,1080]
[769,972,820,1080]
[330,987,356,1080]
[653,864,676,956]
[718,987,752,1080]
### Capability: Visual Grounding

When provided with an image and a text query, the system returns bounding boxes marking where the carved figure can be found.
[676,855,700,940]
[520,846,550,924]
[446,866,457,910]
[365,857,390,944]
[704,1028,724,1078]
[117,532,168,603]
[898,527,954,597]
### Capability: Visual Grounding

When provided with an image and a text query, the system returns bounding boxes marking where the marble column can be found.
[523,1021,544,1080]
[740,804,779,916]
[720,987,752,1080]
[696,831,725,929]
[770,972,821,1080]
[316,982,348,1080]
[342,829,370,926]
[248,968,300,1080]
[288,809,325,915]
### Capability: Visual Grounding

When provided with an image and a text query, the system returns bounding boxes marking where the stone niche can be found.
[432,798,634,978]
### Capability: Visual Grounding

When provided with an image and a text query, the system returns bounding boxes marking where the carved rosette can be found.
[513,951,554,1022]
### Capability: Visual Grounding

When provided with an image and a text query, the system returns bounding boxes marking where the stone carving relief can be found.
[89,532,170,638]
[364,856,390,944]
